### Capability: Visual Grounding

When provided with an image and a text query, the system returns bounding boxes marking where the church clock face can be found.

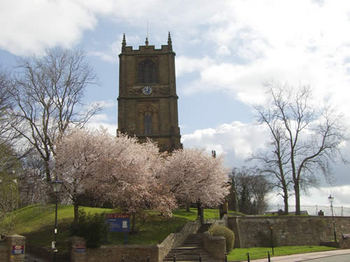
[142,86,152,95]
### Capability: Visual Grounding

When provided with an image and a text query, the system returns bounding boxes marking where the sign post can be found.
[106,213,130,244]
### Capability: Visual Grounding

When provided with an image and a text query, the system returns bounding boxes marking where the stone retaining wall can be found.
[71,220,201,262]
[228,216,350,248]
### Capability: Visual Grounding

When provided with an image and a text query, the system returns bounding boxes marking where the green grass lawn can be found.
[1,205,215,254]
[228,246,337,261]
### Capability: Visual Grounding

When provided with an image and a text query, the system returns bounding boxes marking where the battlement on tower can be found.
[122,44,173,54]
[120,33,174,55]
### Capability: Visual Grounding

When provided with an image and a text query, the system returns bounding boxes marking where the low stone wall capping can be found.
[228,216,350,248]
[71,220,201,262]
[202,232,226,260]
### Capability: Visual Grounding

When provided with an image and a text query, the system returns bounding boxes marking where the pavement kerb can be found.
[250,249,350,262]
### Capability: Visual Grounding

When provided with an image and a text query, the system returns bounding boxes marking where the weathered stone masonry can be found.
[228,216,350,248]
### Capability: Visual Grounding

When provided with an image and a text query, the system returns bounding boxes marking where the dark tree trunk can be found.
[131,212,136,233]
[282,185,289,215]
[73,202,79,224]
[197,201,204,224]
[45,160,51,182]
[283,192,289,215]
[186,202,190,212]
[294,182,301,215]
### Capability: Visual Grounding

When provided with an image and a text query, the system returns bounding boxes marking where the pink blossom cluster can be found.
[55,128,229,218]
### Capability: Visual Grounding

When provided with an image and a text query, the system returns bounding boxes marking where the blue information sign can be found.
[106,213,130,232]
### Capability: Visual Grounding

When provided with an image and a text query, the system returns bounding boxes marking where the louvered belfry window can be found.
[138,59,157,83]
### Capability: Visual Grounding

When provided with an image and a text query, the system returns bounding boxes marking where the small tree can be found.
[0,142,20,234]
[162,149,229,222]
[229,167,272,214]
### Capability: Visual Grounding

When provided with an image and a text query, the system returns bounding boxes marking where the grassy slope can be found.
[3,205,215,253]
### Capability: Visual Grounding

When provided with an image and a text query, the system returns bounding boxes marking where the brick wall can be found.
[228,216,350,248]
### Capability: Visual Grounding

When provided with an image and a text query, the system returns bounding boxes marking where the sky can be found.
[1,0,350,209]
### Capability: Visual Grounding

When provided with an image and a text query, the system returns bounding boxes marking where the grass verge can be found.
[228,246,337,261]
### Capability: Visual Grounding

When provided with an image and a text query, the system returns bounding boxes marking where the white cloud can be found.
[88,51,116,63]
[0,0,101,55]
[182,121,268,166]
[86,113,116,135]
[176,56,214,77]
[94,99,115,109]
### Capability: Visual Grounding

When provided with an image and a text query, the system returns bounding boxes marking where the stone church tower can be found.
[117,33,182,152]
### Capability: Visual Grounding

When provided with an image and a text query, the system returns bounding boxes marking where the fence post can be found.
[225,253,228,262]
[147,255,150,262]
[268,251,271,262]
[247,252,250,262]
[199,254,202,261]
[173,254,176,262]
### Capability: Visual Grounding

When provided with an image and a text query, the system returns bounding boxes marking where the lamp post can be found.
[52,177,63,262]
[328,194,337,243]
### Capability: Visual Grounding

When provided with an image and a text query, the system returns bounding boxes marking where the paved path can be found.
[251,249,350,262]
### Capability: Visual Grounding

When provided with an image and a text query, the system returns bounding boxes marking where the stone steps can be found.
[163,224,220,262]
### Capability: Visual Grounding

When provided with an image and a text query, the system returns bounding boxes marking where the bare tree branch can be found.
[8,48,100,181]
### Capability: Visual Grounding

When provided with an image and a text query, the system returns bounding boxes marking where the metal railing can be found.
[246,251,272,262]
[267,205,350,216]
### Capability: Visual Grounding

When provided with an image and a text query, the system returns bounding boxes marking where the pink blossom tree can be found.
[55,128,176,229]
[97,135,176,231]
[162,148,229,223]
[54,128,114,223]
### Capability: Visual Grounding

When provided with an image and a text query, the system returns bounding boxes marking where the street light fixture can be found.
[52,177,63,262]
[328,194,337,243]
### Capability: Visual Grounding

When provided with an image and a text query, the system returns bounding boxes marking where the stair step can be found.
[163,223,218,262]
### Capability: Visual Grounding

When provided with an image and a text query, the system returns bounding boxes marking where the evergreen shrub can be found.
[208,224,235,252]
[70,210,108,248]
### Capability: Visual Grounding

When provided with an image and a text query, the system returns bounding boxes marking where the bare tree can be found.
[0,70,18,145]
[254,83,345,215]
[18,150,49,206]
[8,48,99,181]
[253,100,292,214]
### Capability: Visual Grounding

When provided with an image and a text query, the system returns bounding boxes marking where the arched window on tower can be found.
[138,59,157,83]
[144,112,152,135]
